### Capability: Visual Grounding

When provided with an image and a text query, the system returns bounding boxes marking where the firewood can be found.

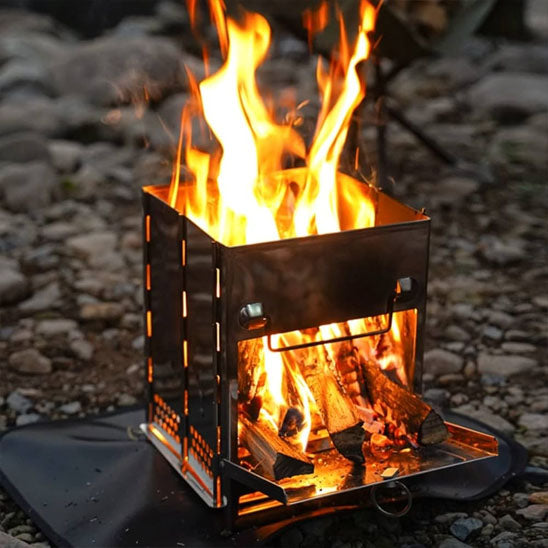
[239,416,314,480]
[299,357,365,463]
[360,356,448,445]
[238,338,265,420]
[334,340,447,445]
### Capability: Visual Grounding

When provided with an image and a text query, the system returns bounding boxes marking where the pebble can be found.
[500,342,536,354]
[0,161,59,212]
[498,514,521,531]
[58,401,82,415]
[0,266,28,305]
[449,517,482,542]
[467,72,548,122]
[70,338,94,361]
[8,348,52,375]
[454,404,515,435]
[435,512,468,525]
[444,325,470,342]
[117,393,137,406]
[67,231,117,259]
[516,504,548,521]
[529,492,548,505]
[490,531,518,546]
[15,413,41,426]
[438,538,471,548]
[518,413,547,431]
[483,326,503,342]
[18,281,61,313]
[477,354,538,377]
[80,301,124,321]
[6,391,33,414]
[424,349,463,376]
[35,318,78,337]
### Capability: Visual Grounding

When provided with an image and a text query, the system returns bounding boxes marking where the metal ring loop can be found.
[370,481,413,518]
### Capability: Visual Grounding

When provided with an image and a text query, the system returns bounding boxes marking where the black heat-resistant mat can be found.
[0,408,527,547]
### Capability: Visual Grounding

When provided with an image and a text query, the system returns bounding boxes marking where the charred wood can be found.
[240,416,314,480]
[299,357,365,463]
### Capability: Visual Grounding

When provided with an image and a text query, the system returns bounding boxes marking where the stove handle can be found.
[267,291,398,353]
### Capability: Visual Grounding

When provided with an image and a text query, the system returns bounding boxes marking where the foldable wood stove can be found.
[140,170,497,528]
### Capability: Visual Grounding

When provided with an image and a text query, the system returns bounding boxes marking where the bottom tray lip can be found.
[143,420,498,512]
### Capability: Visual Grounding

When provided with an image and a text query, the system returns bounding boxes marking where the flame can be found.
[171,1,418,458]
[169,0,376,246]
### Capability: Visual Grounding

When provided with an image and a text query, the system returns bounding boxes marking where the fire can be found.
[168,0,376,246]
[170,1,417,461]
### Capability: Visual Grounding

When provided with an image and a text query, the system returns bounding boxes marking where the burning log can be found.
[239,416,314,480]
[336,343,447,445]
[238,338,265,420]
[299,357,365,463]
[361,358,447,445]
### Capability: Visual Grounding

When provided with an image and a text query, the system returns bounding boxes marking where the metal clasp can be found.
[239,303,268,330]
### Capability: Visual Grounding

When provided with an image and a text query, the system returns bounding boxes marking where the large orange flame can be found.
[169,0,376,247]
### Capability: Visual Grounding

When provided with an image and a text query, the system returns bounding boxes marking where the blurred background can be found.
[0,1,546,546]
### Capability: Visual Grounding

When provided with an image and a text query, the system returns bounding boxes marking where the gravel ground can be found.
[0,2,547,547]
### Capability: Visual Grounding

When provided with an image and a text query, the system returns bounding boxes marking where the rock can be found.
[449,517,482,542]
[48,140,83,173]
[453,404,515,435]
[424,348,463,376]
[0,265,28,305]
[80,302,124,321]
[500,342,536,354]
[70,339,94,361]
[118,393,137,406]
[50,36,184,106]
[488,311,514,329]
[438,538,471,548]
[478,236,525,266]
[0,59,53,97]
[516,504,548,521]
[467,73,548,122]
[0,161,59,212]
[477,354,538,377]
[0,132,51,164]
[67,231,117,259]
[0,97,64,136]
[490,531,518,546]
[435,512,468,525]
[0,531,31,548]
[498,514,521,531]
[423,388,450,410]
[432,177,480,206]
[487,44,548,75]
[35,318,77,337]
[41,221,78,241]
[58,401,82,415]
[483,326,503,342]
[513,493,530,508]
[15,413,42,426]
[489,126,548,170]
[8,348,52,375]
[518,413,547,431]
[444,325,470,342]
[18,281,61,313]
[6,391,33,414]
[530,492,548,505]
